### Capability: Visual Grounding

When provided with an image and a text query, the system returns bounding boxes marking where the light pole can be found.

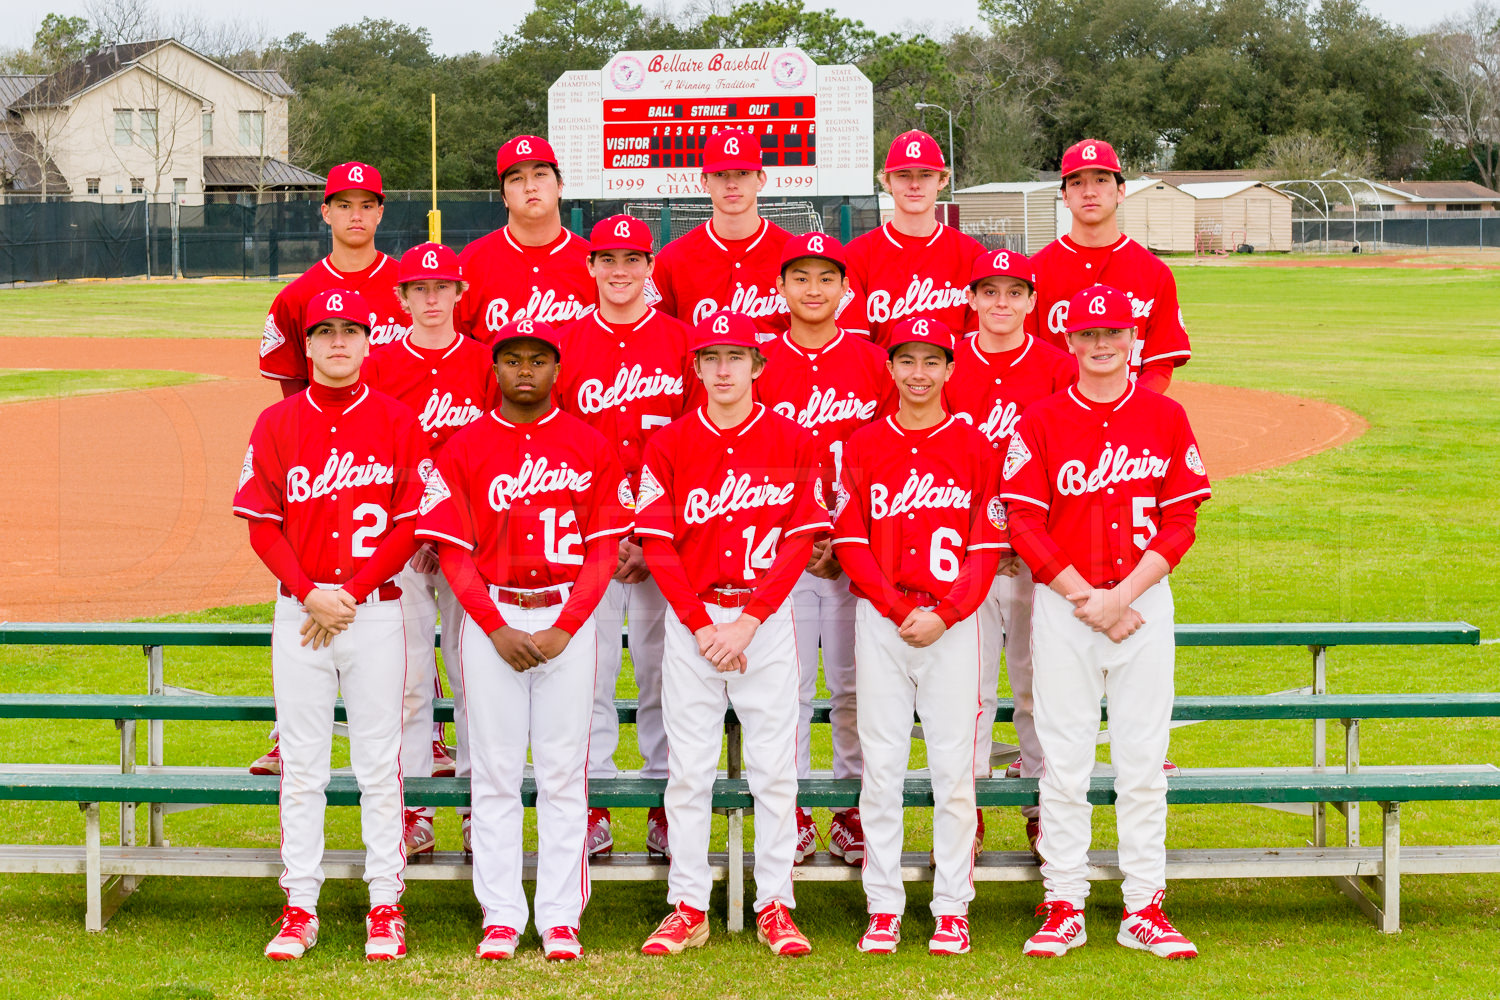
[914,102,956,199]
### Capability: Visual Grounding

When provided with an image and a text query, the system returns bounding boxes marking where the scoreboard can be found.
[549,48,873,199]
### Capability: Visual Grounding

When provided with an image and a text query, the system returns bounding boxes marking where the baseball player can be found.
[415,318,634,961]
[756,231,892,864]
[234,288,427,961]
[363,242,499,856]
[555,214,697,859]
[1025,139,1191,392]
[1002,285,1210,960]
[843,131,985,346]
[453,135,596,340]
[948,248,1077,856]
[258,163,408,398]
[647,128,798,336]
[831,316,1006,956]
[635,310,828,958]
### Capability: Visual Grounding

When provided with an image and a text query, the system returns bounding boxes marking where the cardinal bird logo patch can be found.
[635,465,665,512]
[987,496,1007,531]
[1185,444,1205,476]
[831,482,849,521]
[813,478,828,510]
[419,467,451,515]
[1003,436,1031,481]
[618,477,636,511]
[259,315,285,357]
[238,446,255,489]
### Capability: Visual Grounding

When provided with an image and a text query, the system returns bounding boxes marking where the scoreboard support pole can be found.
[839,198,852,243]
[659,203,672,246]
[570,205,585,237]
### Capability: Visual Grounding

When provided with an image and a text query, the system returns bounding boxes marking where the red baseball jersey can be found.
[754,329,894,497]
[413,408,634,591]
[945,334,1077,454]
[635,405,829,609]
[647,218,793,334]
[1000,382,1211,588]
[832,415,1008,620]
[363,335,499,453]
[1025,234,1191,376]
[259,254,408,383]
[232,382,428,584]
[554,309,697,482]
[453,226,596,338]
[843,222,985,346]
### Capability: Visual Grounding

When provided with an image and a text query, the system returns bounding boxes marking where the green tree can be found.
[0,12,103,72]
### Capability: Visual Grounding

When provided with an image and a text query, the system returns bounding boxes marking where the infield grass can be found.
[0,280,283,339]
[0,368,214,404]
[0,263,1497,999]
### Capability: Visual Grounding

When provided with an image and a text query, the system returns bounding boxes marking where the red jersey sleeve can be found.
[259,287,306,382]
[998,415,1069,585]
[1141,273,1191,369]
[231,413,285,522]
[413,445,476,551]
[1146,405,1211,569]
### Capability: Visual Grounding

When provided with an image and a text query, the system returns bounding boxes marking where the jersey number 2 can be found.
[351,503,388,557]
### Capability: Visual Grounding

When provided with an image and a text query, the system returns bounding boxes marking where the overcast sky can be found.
[0,0,1480,58]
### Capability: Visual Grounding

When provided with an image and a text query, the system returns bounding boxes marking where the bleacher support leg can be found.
[145,645,166,846]
[1310,645,1327,848]
[1381,801,1401,933]
[726,720,744,933]
[1344,718,1360,847]
[82,802,102,932]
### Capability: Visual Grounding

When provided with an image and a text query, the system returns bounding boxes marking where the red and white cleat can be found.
[1118,891,1197,959]
[402,810,435,856]
[431,740,457,778]
[828,808,865,865]
[586,807,614,856]
[542,925,583,960]
[1004,755,1023,779]
[794,807,818,865]
[1023,900,1087,958]
[928,914,971,955]
[856,913,901,954]
[755,901,811,956]
[645,806,671,858]
[476,924,519,960]
[364,903,407,961]
[249,743,281,776]
[1025,817,1042,864]
[641,903,708,955]
[265,905,318,960]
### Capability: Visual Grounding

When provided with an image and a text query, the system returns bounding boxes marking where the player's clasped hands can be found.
[694,618,758,673]
[408,544,440,576]
[299,588,359,649]
[1066,587,1144,644]
[488,625,571,672]
[996,555,1024,578]
[614,539,651,585]
[804,538,841,580]
[897,608,947,649]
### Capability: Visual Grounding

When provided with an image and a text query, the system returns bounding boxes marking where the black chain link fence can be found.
[1292,214,1500,251]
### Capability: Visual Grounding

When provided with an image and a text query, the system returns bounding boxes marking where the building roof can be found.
[203,156,323,189]
[1143,169,1271,186]
[956,181,1057,194]
[1382,180,1500,203]
[0,119,71,193]
[10,40,171,107]
[1177,180,1290,200]
[0,75,47,110]
[234,69,294,97]
[1125,177,1190,196]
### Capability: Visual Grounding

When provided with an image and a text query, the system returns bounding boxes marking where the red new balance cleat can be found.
[1118,891,1197,959]
[1025,817,1042,864]
[857,913,901,954]
[476,924,519,960]
[974,809,986,857]
[364,903,406,960]
[431,740,456,778]
[542,925,583,960]
[641,903,708,955]
[402,810,434,856]
[1023,900,1087,957]
[586,807,614,856]
[756,902,811,956]
[928,914,971,955]
[794,807,818,865]
[249,742,281,776]
[265,905,318,960]
[828,808,865,864]
[646,806,671,857]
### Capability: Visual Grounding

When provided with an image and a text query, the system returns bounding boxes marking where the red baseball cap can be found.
[691,310,760,352]
[780,231,846,273]
[1064,285,1135,334]
[397,242,462,283]
[702,129,764,173]
[324,162,383,202]
[490,318,562,360]
[886,316,956,359]
[969,247,1036,289]
[1060,139,1123,178]
[589,214,654,254]
[884,129,946,172]
[304,289,373,334]
[496,134,558,180]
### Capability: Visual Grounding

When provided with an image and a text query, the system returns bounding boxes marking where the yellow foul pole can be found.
[427,93,441,244]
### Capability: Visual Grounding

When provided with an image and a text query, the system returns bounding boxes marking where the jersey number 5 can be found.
[1132,497,1158,550]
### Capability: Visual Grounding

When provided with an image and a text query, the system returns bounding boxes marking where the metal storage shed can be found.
[1178,181,1294,252]
[953,182,1059,254]
[1119,177,1197,252]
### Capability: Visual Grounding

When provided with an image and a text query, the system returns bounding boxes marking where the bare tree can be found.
[1419,2,1500,189]
[1252,131,1376,181]
[103,46,204,201]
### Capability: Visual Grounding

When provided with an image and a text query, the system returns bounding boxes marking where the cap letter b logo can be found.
[517,320,534,334]
[725,137,740,155]
[1089,295,1107,316]
[517,139,532,156]
[422,250,439,270]
[994,251,1009,270]
[713,315,730,335]
[1082,144,1098,161]
[905,140,921,159]
[327,293,343,311]
[807,235,824,253]
[913,319,929,336]
[614,219,633,238]
[347,165,364,183]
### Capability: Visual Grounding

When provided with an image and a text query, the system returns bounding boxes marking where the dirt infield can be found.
[0,338,1367,622]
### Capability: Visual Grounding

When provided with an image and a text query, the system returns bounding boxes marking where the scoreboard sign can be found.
[549,48,873,199]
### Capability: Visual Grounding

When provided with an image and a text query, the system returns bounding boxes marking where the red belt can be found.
[700,588,755,609]
[280,582,401,604]
[899,588,939,607]
[491,585,567,609]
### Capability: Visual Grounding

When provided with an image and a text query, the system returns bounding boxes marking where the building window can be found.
[238,110,265,149]
[87,178,100,194]
[114,109,132,145]
[202,111,213,146]
[173,178,187,198]
[139,109,158,148]
[130,177,144,194]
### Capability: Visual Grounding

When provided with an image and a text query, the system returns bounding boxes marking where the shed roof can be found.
[956,181,1057,194]
[1178,181,1289,200]
[1383,180,1500,202]
[203,156,323,189]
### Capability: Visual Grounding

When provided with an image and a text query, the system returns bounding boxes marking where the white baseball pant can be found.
[661,601,800,914]
[976,566,1041,817]
[592,576,669,778]
[460,586,594,932]
[789,571,860,781]
[855,600,980,917]
[395,563,464,816]
[1031,579,1175,912]
[271,590,407,910]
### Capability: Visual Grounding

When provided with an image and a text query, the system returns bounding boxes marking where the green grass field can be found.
[0,369,214,403]
[0,281,281,339]
[0,265,1497,999]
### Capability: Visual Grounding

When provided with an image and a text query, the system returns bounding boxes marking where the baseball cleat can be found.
[542,925,583,961]
[476,924,520,960]
[857,913,901,954]
[249,742,281,776]
[1004,755,1023,779]
[828,808,865,865]
[793,807,818,865]
[1162,758,1179,774]
[1117,891,1197,959]
[1025,818,1042,864]
[265,905,318,960]
[641,903,708,955]
[646,806,671,858]
[974,809,986,856]
[1023,900,1087,958]
[755,902,811,956]
[928,915,971,955]
[402,810,435,856]
[431,740,456,778]
[364,903,407,960]
[461,814,473,854]
[586,807,614,856]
